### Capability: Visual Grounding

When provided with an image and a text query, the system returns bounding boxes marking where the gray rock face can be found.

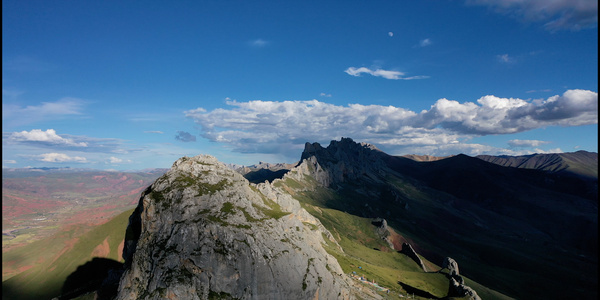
[298,138,387,187]
[442,256,460,276]
[400,243,427,272]
[116,155,356,300]
[444,257,480,300]
[449,275,481,300]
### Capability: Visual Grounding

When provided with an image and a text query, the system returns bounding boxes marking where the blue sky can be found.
[2,0,598,170]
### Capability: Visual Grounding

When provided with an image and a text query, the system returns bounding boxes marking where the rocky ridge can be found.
[115,154,364,299]
[290,137,388,188]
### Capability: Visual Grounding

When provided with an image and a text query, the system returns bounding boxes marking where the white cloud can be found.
[533,147,563,154]
[9,129,88,147]
[497,54,513,63]
[414,89,598,134]
[3,160,17,164]
[419,38,432,47]
[508,139,551,148]
[185,89,597,157]
[466,0,598,31]
[107,156,132,164]
[388,32,394,37]
[109,157,123,163]
[4,129,127,154]
[320,92,332,97]
[34,153,87,163]
[144,131,164,134]
[344,67,428,80]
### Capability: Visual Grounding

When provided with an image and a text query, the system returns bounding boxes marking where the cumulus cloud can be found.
[34,153,87,163]
[2,98,85,126]
[344,67,428,80]
[467,0,598,31]
[109,157,123,163]
[508,139,551,148]
[185,89,597,157]
[9,129,88,147]
[175,131,197,142]
[415,89,598,134]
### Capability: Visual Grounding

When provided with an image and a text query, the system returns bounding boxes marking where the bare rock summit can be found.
[115,154,361,300]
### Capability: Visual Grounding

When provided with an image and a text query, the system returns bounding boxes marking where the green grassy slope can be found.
[277,169,514,299]
[2,208,134,300]
[300,201,510,299]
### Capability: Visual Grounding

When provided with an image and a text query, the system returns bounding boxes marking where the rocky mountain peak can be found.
[116,154,360,299]
[297,138,388,187]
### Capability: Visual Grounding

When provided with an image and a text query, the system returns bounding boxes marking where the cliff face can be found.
[296,137,388,187]
[116,155,354,300]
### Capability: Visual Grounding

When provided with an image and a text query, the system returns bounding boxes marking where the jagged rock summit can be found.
[116,154,357,300]
[296,137,388,187]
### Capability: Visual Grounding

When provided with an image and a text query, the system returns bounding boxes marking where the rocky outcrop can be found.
[448,275,481,300]
[442,256,459,276]
[400,242,427,272]
[442,257,481,300]
[371,218,400,251]
[115,154,357,300]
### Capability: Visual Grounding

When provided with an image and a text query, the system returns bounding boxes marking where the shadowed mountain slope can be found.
[280,138,597,300]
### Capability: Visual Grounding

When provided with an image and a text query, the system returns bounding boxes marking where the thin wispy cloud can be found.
[419,38,432,47]
[2,88,24,99]
[466,0,598,31]
[2,98,86,127]
[249,39,269,47]
[3,55,57,73]
[185,89,597,157]
[497,53,514,63]
[144,131,164,134]
[344,67,428,80]
[320,92,332,97]
[526,89,553,93]
[508,139,551,148]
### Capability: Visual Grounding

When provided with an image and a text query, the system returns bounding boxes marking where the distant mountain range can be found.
[2,139,597,300]
[476,150,598,179]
